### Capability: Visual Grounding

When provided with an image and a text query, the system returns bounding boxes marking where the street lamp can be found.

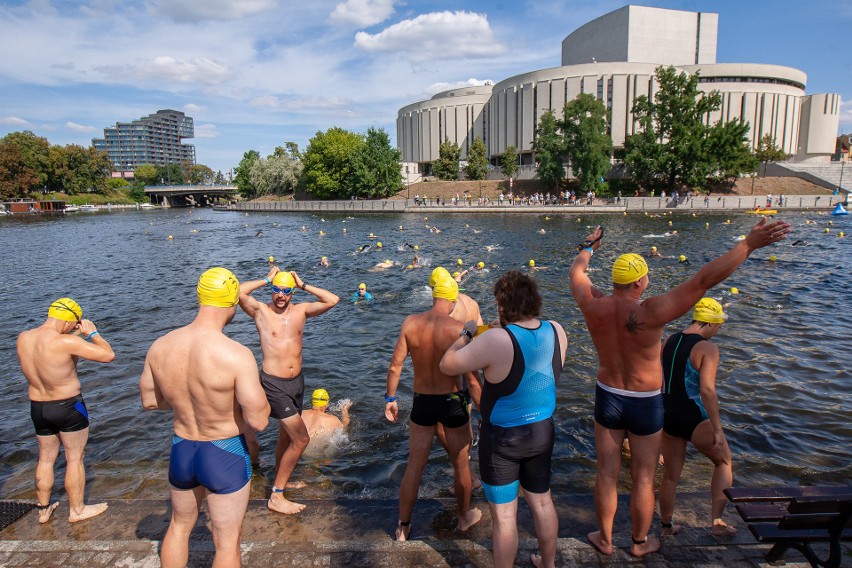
[405,166,410,201]
[839,160,845,194]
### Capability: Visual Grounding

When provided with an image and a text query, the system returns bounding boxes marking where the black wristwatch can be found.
[460,328,474,342]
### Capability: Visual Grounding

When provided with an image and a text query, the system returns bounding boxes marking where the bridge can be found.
[144,184,237,207]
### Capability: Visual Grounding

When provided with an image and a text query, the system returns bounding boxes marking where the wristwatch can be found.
[460,328,474,342]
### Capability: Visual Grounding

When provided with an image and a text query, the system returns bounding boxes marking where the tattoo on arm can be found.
[625,310,644,334]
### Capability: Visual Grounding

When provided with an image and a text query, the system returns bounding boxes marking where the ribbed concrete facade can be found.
[397,5,840,169]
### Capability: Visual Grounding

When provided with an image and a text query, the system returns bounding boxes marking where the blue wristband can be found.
[582,247,594,256]
[385,394,397,403]
[87,331,100,340]
[264,277,271,285]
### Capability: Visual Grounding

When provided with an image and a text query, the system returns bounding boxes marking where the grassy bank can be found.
[37,189,138,206]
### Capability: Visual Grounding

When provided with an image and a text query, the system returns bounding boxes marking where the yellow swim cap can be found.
[769,255,777,262]
[272,271,296,289]
[730,287,739,295]
[432,275,458,302]
[457,258,463,266]
[693,297,726,324]
[358,283,366,290]
[651,246,657,252]
[311,388,329,407]
[429,267,451,288]
[268,256,275,263]
[611,254,648,284]
[377,242,382,248]
[48,298,82,322]
[453,271,461,278]
[477,262,485,269]
[679,255,687,262]
[197,267,239,308]
[321,256,327,261]
[529,259,535,267]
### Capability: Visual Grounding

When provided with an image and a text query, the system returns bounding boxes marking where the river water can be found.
[0,207,849,502]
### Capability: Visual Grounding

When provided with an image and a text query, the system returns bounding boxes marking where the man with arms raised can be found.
[17,297,114,523]
[140,268,270,568]
[569,218,789,557]
[239,265,339,514]
[385,273,482,541]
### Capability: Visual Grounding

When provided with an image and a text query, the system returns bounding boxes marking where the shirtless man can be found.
[301,388,352,443]
[140,268,270,568]
[239,266,339,514]
[385,273,482,541]
[569,217,790,557]
[17,297,114,524]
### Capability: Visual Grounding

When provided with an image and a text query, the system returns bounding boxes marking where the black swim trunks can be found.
[410,392,469,428]
[260,370,304,420]
[30,394,89,436]
[479,418,554,504]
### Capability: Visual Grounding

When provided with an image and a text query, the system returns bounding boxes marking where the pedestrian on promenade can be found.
[568,217,790,557]
[139,268,270,567]
[18,298,115,523]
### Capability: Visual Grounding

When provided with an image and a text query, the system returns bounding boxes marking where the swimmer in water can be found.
[649,246,663,259]
[301,389,352,445]
[318,256,329,267]
[351,283,373,303]
[358,244,371,253]
[371,260,396,271]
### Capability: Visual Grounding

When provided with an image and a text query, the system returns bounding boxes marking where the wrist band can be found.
[87,331,100,340]
[301,282,307,290]
[583,247,594,256]
[385,394,397,403]
[264,277,271,285]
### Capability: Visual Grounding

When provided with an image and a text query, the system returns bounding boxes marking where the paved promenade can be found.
[1,492,843,567]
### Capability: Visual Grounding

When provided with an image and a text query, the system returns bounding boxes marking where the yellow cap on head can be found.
[679,255,687,262]
[529,259,535,267]
[48,298,82,322]
[377,242,382,248]
[414,245,419,251]
[651,246,657,252]
[197,268,239,308]
[321,256,327,261]
[457,258,463,266]
[453,271,461,278]
[358,283,366,290]
[692,297,726,324]
[432,275,458,302]
[769,255,777,262]
[730,287,739,295]
[268,256,275,263]
[311,388,329,407]
[272,271,296,289]
[429,267,451,288]
[477,262,485,269]
[611,253,648,285]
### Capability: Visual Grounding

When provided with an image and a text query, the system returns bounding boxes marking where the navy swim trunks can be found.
[168,433,252,494]
[594,382,663,436]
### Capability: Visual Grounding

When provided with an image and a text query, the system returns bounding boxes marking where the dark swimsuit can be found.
[261,370,304,419]
[169,434,252,494]
[410,391,469,428]
[30,394,89,436]
[661,332,709,440]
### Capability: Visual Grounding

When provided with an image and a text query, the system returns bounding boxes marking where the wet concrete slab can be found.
[0,493,846,566]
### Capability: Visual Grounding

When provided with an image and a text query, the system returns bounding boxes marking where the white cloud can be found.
[184,103,204,113]
[354,11,506,59]
[424,78,494,96]
[149,0,278,22]
[194,123,219,138]
[65,122,96,133]
[0,116,31,126]
[329,0,395,27]
[249,95,351,111]
[136,56,233,86]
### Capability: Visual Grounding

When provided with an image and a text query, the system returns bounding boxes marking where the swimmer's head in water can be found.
[529,259,535,267]
[611,254,648,284]
[197,267,240,307]
[271,271,296,292]
[692,297,726,324]
[453,271,461,278]
[48,297,82,323]
[651,246,657,252]
[477,262,485,269]
[432,274,458,302]
[358,283,366,291]
[429,266,451,288]
[457,258,463,266]
[311,388,329,407]
[678,255,687,263]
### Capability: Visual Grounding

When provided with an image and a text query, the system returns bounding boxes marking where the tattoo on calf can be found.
[625,311,644,334]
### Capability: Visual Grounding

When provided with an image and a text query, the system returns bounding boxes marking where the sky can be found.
[1,0,851,174]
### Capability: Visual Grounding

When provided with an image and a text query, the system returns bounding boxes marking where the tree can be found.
[250,153,303,196]
[500,145,519,180]
[754,133,788,174]
[234,150,260,198]
[302,127,364,199]
[707,120,758,185]
[562,94,612,192]
[156,163,185,185]
[432,138,461,181]
[463,137,489,181]
[48,145,112,194]
[1,131,51,189]
[625,66,723,189]
[128,180,147,203]
[0,140,39,199]
[133,163,159,186]
[186,164,214,185]
[347,127,403,198]
[532,110,565,190]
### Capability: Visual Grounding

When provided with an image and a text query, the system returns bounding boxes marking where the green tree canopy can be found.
[562,93,612,191]
[346,127,403,198]
[234,150,260,198]
[754,134,788,165]
[133,163,159,185]
[532,110,565,190]
[463,137,489,181]
[432,139,461,181]
[707,120,759,184]
[302,127,364,199]
[500,145,519,180]
[0,140,40,199]
[250,153,303,196]
[186,164,214,185]
[48,144,112,194]
[156,163,185,185]
[1,131,51,189]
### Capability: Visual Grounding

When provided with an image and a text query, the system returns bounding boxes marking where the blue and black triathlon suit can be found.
[169,434,252,494]
[661,332,709,440]
[478,321,561,504]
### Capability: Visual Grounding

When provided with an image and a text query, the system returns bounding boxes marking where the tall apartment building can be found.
[92,109,195,174]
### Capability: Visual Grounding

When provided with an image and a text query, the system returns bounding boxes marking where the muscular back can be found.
[144,326,260,441]
[17,328,81,401]
[580,295,666,392]
[450,293,483,325]
[402,310,464,395]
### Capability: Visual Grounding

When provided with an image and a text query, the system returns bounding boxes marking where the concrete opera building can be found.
[396,5,841,177]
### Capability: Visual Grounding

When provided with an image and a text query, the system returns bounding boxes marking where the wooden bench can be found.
[725,486,852,567]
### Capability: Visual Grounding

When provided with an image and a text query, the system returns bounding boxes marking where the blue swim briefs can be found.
[168,433,251,494]
[594,382,663,436]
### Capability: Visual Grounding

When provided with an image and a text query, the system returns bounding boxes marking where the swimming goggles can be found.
[271,286,295,295]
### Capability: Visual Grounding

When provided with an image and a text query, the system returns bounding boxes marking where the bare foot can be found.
[395,522,411,541]
[285,480,306,489]
[711,522,737,537]
[630,534,661,557]
[69,502,108,523]
[661,523,682,537]
[267,495,306,515]
[530,553,543,567]
[457,507,482,532]
[37,502,59,524]
[587,531,613,555]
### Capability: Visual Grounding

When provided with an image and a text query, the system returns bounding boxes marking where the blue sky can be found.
[1,0,850,174]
